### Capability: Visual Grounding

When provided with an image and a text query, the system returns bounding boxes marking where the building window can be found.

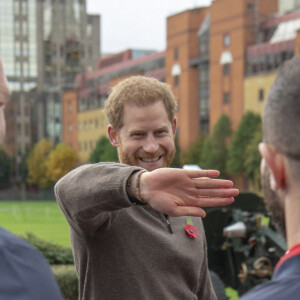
[174,75,179,86]
[68,123,73,132]
[90,140,93,150]
[174,48,179,60]
[258,89,264,102]
[223,63,230,76]
[223,34,230,47]
[223,92,230,104]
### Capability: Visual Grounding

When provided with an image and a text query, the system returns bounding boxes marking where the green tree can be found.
[89,136,118,163]
[227,111,262,176]
[181,134,205,167]
[0,149,11,188]
[245,124,262,188]
[201,114,231,176]
[27,139,52,188]
[45,143,79,184]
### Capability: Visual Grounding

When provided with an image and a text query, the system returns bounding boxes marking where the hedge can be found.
[21,233,78,299]
[52,265,78,300]
[21,233,74,265]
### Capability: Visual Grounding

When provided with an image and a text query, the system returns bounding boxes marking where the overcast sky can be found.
[86,0,212,54]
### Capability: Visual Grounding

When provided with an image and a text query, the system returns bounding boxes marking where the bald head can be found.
[0,58,10,142]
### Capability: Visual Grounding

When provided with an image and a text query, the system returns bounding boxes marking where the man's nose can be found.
[143,135,159,153]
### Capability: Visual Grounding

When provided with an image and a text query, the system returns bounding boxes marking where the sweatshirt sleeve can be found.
[55,162,142,235]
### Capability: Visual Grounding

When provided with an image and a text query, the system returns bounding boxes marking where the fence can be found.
[0,187,55,201]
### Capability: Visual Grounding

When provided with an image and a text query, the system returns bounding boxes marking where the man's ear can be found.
[172,117,177,137]
[107,125,119,147]
[259,143,286,190]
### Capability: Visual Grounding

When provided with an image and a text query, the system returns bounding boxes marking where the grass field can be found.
[0,200,71,247]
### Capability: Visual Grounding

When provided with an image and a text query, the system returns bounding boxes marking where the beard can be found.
[261,164,286,239]
[118,143,175,171]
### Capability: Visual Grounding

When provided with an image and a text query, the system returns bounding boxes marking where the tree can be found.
[181,134,205,167]
[201,114,231,176]
[27,139,52,188]
[89,136,118,163]
[0,149,11,188]
[45,143,79,184]
[226,112,262,176]
[244,124,262,188]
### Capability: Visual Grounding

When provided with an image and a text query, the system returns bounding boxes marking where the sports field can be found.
[0,200,70,247]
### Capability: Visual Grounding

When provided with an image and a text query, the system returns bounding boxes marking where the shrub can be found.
[21,233,74,265]
[52,265,78,300]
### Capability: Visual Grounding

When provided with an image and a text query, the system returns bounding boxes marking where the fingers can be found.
[196,188,239,198]
[194,196,235,207]
[193,178,234,189]
[187,169,220,178]
[165,197,235,217]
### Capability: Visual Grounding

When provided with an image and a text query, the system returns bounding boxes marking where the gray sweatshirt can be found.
[55,162,216,300]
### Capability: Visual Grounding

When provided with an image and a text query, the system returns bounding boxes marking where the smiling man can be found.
[108,100,175,171]
[55,76,239,300]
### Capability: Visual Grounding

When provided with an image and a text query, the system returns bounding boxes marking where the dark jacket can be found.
[240,254,300,300]
[0,227,63,300]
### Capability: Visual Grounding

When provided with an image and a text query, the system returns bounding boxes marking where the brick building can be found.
[166,7,209,150]
[208,0,277,132]
[244,9,300,117]
[166,0,278,150]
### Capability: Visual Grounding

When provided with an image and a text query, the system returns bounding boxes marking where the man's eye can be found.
[156,130,167,135]
[132,133,143,137]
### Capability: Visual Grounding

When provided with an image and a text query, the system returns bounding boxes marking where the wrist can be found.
[135,170,147,203]
[126,169,148,204]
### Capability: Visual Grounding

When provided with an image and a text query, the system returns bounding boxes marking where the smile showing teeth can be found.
[140,156,161,163]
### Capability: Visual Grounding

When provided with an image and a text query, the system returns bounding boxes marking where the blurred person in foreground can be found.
[55,75,239,300]
[0,58,63,300]
[240,55,300,300]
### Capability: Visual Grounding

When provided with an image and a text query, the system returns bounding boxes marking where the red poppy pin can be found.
[184,216,199,238]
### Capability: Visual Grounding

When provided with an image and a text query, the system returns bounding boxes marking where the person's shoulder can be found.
[0,226,44,260]
[0,226,29,248]
[0,227,64,300]
[240,276,300,300]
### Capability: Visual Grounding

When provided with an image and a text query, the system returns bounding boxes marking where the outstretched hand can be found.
[139,168,239,217]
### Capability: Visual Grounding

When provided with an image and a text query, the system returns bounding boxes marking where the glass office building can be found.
[0,0,37,92]
[0,0,100,179]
